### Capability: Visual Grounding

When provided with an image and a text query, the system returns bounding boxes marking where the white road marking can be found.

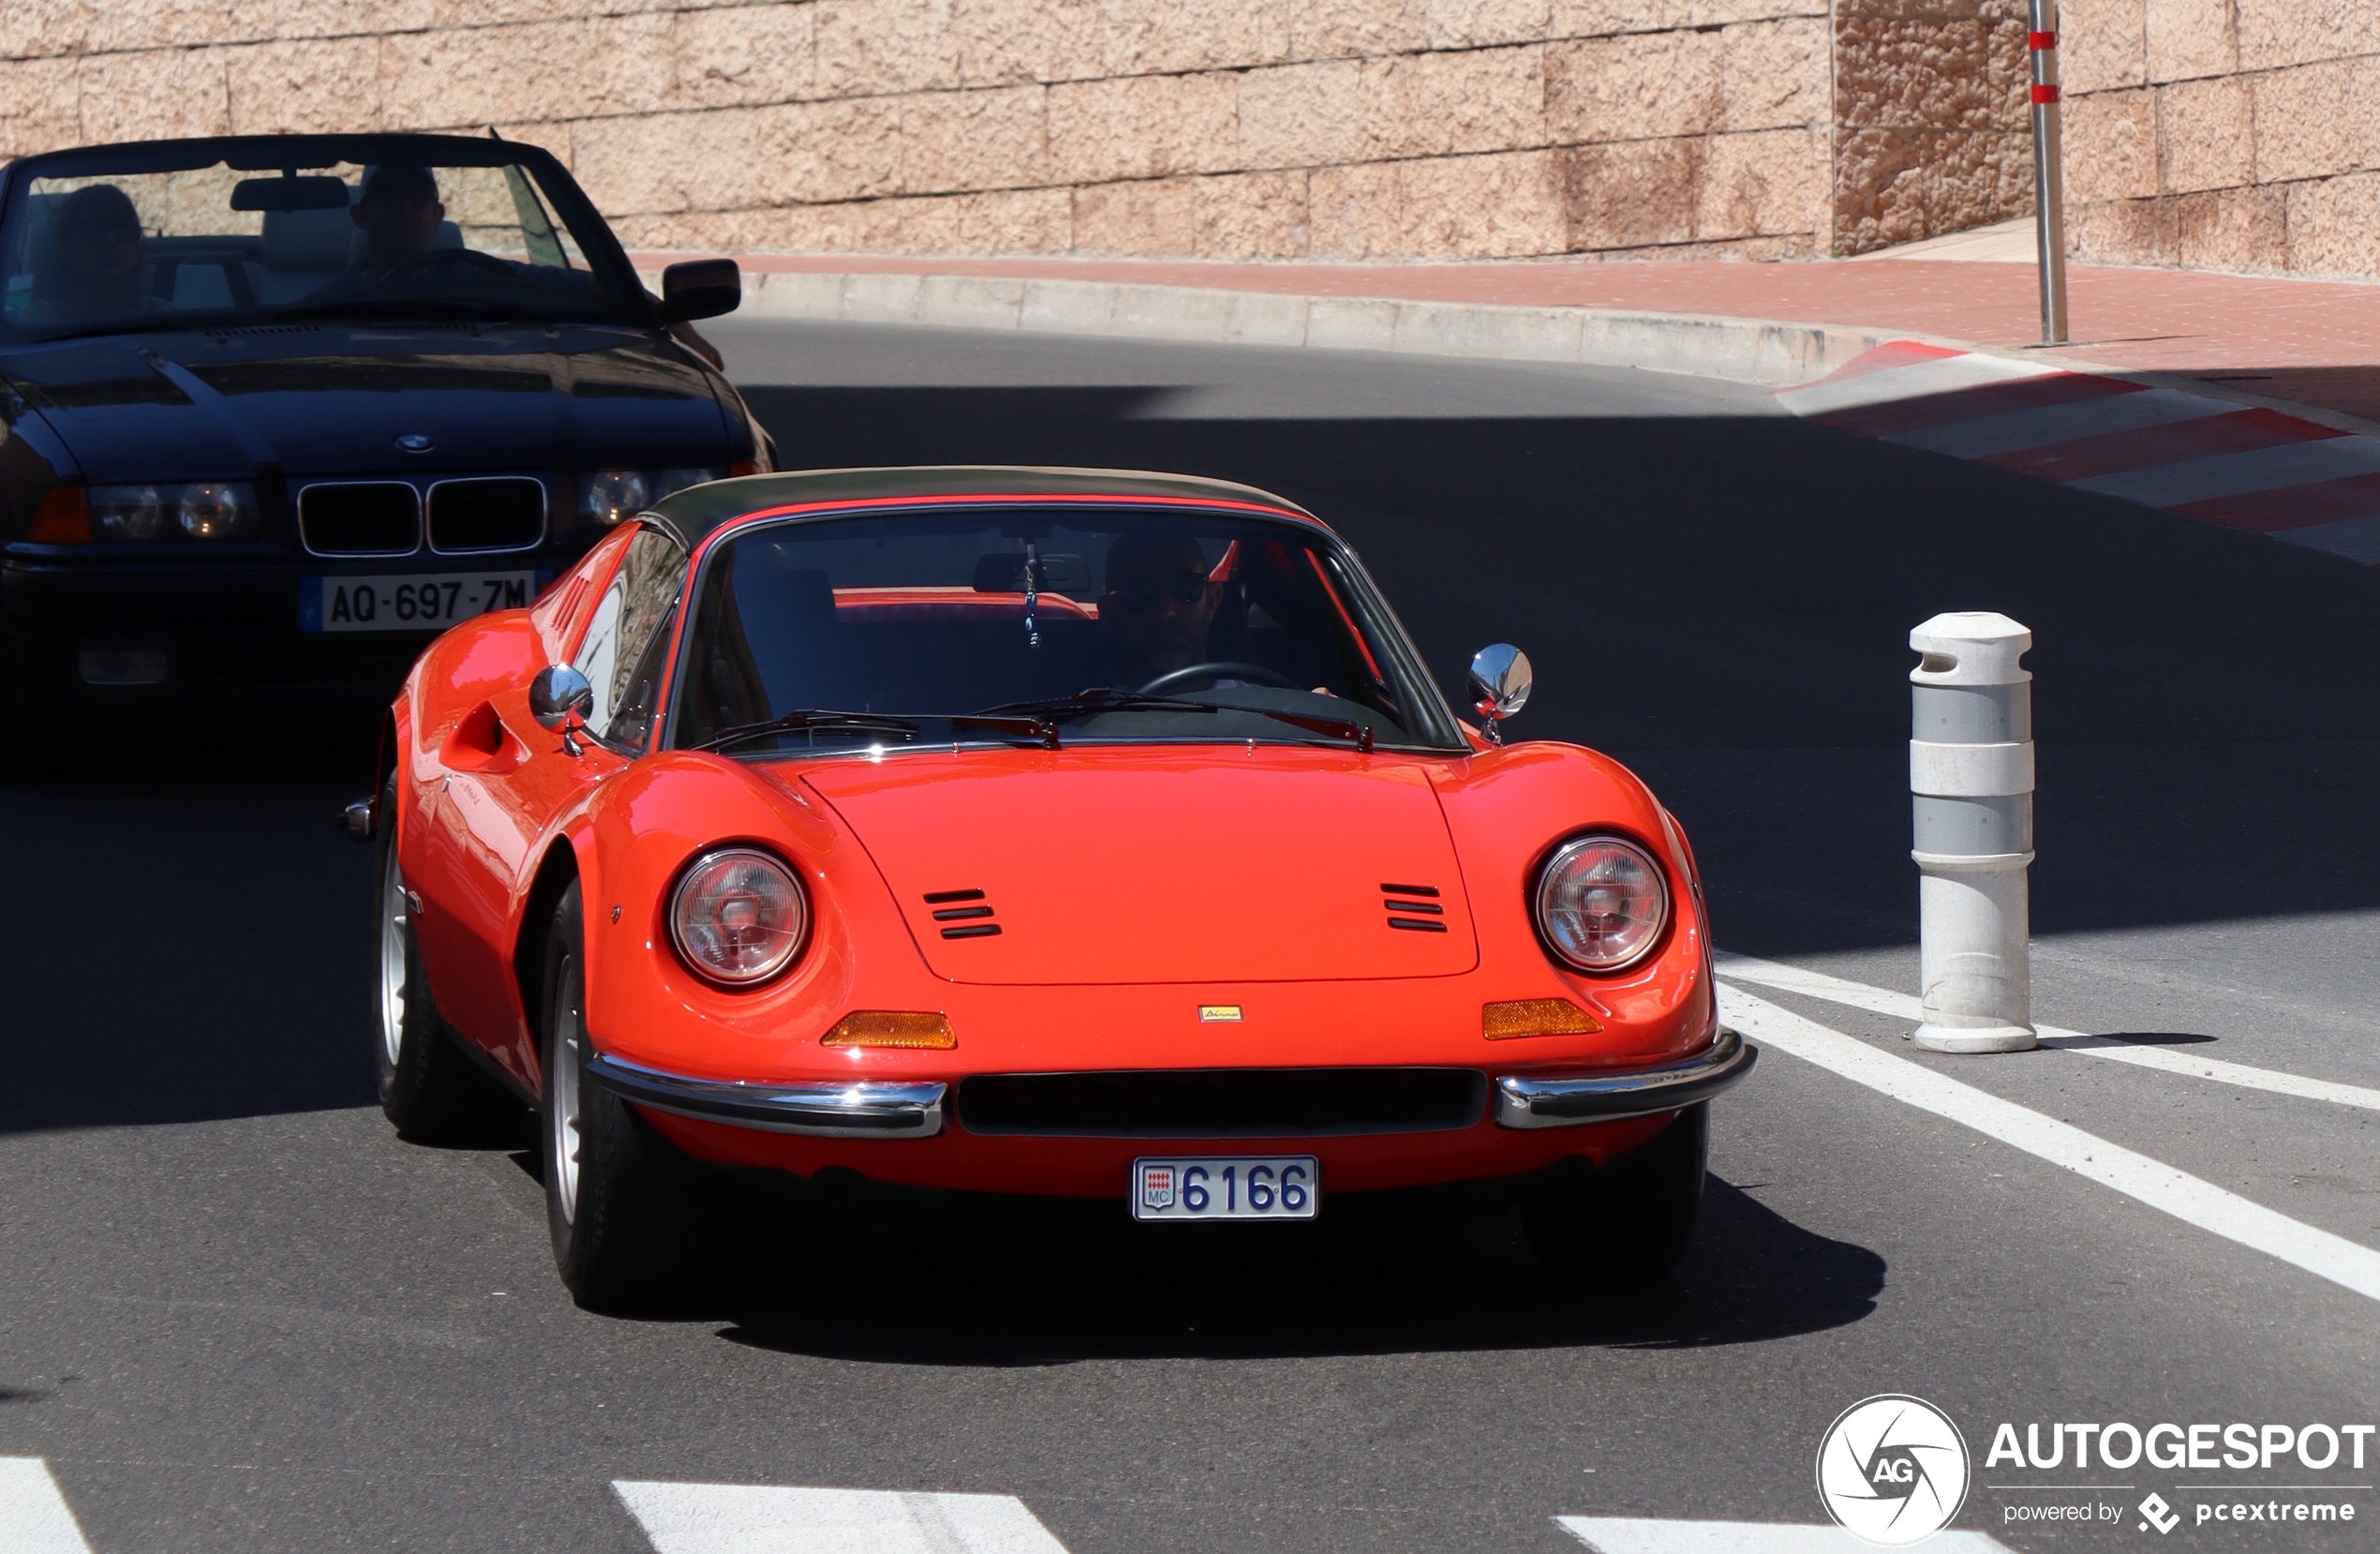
[613,1481,1072,1554]
[2276,512,2380,563]
[1886,385,2227,459]
[0,1458,96,1554]
[1773,351,2052,418]
[1556,1517,2013,1552]
[1715,951,2380,1113]
[1718,983,2380,1304]
[2068,434,2380,505]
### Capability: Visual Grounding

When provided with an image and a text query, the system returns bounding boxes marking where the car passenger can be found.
[344,163,447,284]
[1098,530,1222,685]
[28,185,155,324]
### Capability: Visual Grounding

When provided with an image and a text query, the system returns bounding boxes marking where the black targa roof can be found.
[644,466,1323,547]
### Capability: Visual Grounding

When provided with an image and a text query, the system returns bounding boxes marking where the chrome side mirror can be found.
[1466,644,1532,746]
[528,663,595,755]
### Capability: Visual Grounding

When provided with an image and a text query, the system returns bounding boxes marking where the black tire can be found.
[541,880,676,1311]
[1523,1103,1708,1287]
[375,776,524,1141]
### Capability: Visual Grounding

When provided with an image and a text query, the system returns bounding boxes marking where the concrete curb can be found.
[640,264,1941,388]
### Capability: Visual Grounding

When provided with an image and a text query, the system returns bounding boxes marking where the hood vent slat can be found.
[928,889,1001,939]
[1382,882,1448,934]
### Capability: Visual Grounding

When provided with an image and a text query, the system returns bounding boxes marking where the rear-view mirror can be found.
[230,175,351,212]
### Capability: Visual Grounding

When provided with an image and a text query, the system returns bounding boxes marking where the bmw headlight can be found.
[1533,834,1668,974]
[669,846,808,986]
[91,481,260,542]
[580,468,722,527]
[173,480,258,538]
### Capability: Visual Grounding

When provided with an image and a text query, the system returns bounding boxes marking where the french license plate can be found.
[303,572,538,633]
[1133,1156,1317,1222]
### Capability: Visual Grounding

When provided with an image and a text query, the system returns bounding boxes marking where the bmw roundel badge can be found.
[394,433,434,454]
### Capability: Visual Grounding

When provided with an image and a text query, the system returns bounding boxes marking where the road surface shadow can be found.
[2091,1031,2220,1046]
[746,383,2380,954]
[0,710,381,1133]
[698,1176,1882,1363]
[8,378,2378,1137]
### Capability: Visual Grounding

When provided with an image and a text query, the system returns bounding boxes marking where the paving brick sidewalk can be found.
[687,250,2380,426]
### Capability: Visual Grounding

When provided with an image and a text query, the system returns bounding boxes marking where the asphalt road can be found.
[2,319,2376,1553]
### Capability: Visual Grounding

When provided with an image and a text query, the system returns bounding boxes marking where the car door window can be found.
[570,524,686,749]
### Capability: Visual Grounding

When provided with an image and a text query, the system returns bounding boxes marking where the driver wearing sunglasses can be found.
[1098,530,1222,682]
[301,165,454,301]
[349,164,447,283]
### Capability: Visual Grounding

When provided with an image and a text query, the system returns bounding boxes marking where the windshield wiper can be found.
[695,710,922,753]
[1241,707,1375,752]
[974,689,1374,751]
[950,713,1061,749]
[974,690,1220,723]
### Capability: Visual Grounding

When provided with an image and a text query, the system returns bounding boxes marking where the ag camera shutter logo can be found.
[1816,1394,1972,1546]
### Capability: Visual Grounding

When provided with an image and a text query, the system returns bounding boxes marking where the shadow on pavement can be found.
[0,710,383,1133]
[9,375,2380,1135]
[699,1177,1883,1363]
[745,383,2380,955]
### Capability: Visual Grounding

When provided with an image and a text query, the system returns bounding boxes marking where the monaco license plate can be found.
[1133,1156,1318,1222]
[303,572,537,633]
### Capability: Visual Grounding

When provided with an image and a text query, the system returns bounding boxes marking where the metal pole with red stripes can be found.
[2030,0,2069,345]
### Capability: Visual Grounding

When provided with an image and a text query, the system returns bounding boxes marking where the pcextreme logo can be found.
[1816,1394,1972,1547]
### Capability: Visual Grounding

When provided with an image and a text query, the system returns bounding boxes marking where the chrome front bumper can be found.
[590,1026,1753,1143]
[586,1054,945,1139]
[1493,1027,1757,1129]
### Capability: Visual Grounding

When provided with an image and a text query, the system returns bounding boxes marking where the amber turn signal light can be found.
[1481,998,1602,1039]
[822,1011,956,1049]
[28,485,90,544]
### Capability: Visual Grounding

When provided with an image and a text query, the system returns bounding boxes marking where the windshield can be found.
[669,506,1465,754]
[1,153,622,337]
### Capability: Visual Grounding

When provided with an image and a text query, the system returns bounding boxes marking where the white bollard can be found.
[1909,612,2037,1053]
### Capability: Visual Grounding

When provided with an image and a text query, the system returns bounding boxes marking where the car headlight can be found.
[1533,834,1668,973]
[91,482,260,542]
[668,846,808,985]
[173,481,258,538]
[580,468,723,527]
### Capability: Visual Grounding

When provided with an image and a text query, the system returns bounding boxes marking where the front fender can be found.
[1430,741,1714,1065]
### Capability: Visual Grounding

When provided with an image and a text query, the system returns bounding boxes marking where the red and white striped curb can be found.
[1776,342,2380,565]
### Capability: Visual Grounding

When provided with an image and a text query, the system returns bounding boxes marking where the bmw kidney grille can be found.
[298,482,420,556]
[428,478,544,552]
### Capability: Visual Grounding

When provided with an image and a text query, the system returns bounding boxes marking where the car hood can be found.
[0,325,732,482]
[798,753,1480,985]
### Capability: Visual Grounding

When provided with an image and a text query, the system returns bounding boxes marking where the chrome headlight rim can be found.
[1531,830,1672,976]
[665,844,811,989]
[90,480,261,542]
[579,467,726,528]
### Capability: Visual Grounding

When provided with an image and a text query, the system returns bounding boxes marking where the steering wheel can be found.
[1136,661,1301,696]
[379,248,519,283]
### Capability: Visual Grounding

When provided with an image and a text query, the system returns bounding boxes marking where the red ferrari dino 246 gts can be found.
[363,466,1755,1307]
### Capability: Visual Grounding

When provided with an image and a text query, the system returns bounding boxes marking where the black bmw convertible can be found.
[0,133,769,708]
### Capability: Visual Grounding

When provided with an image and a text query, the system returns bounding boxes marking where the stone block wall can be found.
[0,0,1839,261]
[1831,0,2034,254]
[1,0,2370,276]
[2060,0,2380,278]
